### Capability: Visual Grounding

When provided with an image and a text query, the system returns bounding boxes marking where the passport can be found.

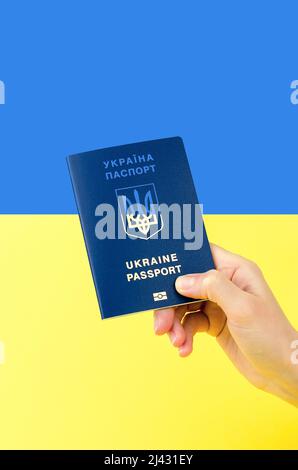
[67,137,214,319]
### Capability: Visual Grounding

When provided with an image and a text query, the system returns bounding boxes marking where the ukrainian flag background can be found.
[0,1,297,449]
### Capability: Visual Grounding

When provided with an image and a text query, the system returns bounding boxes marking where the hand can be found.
[154,244,298,406]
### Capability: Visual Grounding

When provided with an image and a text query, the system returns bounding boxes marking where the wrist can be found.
[272,327,298,406]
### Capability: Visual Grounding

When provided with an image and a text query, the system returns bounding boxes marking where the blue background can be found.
[0,0,297,213]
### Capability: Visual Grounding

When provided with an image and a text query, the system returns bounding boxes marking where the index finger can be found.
[210,243,243,270]
[153,308,175,335]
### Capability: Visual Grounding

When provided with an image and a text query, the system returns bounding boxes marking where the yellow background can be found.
[0,215,297,449]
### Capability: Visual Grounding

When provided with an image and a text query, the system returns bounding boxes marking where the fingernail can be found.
[176,275,195,292]
[169,331,177,345]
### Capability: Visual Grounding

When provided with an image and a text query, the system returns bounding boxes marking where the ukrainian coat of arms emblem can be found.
[116,183,163,240]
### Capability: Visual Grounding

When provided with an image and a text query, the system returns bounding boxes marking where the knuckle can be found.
[207,269,219,279]
[203,269,221,291]
[232,294,260,324]
[204,269,216,283]
[245,259,262,276]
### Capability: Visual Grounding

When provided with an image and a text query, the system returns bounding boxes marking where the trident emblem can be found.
[116,183,163,240]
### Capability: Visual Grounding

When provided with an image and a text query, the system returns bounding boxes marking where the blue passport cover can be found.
[67,137,214,319]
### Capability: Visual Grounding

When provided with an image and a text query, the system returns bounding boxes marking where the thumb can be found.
[175,270,254,325]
